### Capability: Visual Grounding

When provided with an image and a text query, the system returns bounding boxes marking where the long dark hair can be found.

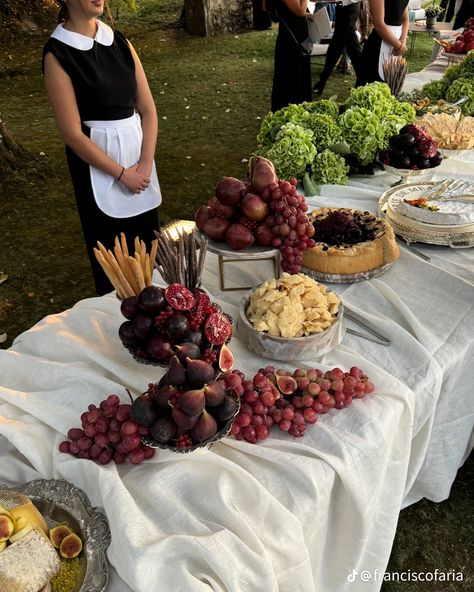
[57,1,115,27]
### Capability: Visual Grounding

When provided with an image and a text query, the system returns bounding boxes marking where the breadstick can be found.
[94,248,124,298]
[149,239,158,275]
[144,253,152,287]
[134,236,141,255]
[96,241,111,264]
[120,232,129,258]
[140,241,146,274]
[107,249,134,298]
[114,244,139,295]
[130,256,146,291]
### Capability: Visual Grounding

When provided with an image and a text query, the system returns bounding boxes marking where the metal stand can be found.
[217,252,281,291]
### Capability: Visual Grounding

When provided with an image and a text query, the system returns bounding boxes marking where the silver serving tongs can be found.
[344,308,391,346]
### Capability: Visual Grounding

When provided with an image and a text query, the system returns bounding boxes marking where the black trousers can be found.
[66,137,160,296]
[314,2,362,91]
[453,0,474,29]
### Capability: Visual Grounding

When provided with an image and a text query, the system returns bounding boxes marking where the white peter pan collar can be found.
[50,19,114,50]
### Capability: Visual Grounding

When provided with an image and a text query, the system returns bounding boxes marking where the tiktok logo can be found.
[347,570,357,582]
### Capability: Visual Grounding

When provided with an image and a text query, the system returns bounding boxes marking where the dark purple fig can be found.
[147,336,173,362]
[218,344,234,372]
[165,355,187,386]
[153,385,179,408]
[186,358,215,388]
[166,314,190,342]
[131,393,157,427]
[175,342,201,363]
[214,395,238,421]
[118,321,137,346]
[190,410,218,442]
[120,296,139,320]
[171,406,200,430]
[138,286,165,314]
[150,416,177,443]
[132,314,154,340]
[178,389,206,416]
[187,330,204,347]
[204,380,225,406]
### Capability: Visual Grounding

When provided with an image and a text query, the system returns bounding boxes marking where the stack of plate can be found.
[378,181,474,247]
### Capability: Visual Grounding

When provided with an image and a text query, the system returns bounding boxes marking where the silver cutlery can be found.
[344,309,391,346]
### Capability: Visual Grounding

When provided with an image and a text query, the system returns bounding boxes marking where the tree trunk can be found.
[184,0,252,36]
[0,118,37,174]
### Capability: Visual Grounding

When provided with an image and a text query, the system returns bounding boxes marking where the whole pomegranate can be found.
[226,223,255,250]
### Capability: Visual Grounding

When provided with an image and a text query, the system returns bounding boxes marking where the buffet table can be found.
[0,160,473,592]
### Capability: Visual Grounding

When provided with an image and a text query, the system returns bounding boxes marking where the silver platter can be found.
[378,181,474,248]
[300,262,394,284]
[0,479,110,592]
[142,392,240,453]
[196,230,279,259]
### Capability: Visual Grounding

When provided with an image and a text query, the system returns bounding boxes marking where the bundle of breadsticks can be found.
[383,55,408,98]
[93,233,158,298]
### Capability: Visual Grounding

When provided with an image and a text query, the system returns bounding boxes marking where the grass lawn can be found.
[0,2,472,589]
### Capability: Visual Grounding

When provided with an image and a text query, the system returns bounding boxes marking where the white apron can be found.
[378,25,403,80]
[84,113,162,219]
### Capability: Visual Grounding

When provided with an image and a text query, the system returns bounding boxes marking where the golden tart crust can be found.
[302,208,399,275]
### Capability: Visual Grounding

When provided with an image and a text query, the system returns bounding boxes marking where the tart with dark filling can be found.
[302,208,399,275]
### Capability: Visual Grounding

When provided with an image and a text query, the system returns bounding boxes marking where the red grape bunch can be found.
[230,365,375,444]
[262,178,315,274]
[59,393,156,465]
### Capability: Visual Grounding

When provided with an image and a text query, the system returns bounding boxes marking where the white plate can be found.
[378,182,474,247]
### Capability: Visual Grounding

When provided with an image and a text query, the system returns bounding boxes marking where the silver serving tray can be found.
[237,288,344,362]
[196,229,279,259]
[300,262,394,284]
[0,479,110,592]
[378,181,474,247]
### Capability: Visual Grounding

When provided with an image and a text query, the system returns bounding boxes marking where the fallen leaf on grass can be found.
[0,333,7,343]
[0,273,7,285]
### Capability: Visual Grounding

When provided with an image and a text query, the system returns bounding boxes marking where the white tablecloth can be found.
[0,164,473,592]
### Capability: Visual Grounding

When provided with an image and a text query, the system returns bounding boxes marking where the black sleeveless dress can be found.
[42,25,159,295]
[357,0,409,86]
[271,1,312,112]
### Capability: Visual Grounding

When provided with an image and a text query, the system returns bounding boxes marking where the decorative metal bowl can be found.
[0,479,110,592]
[380,161,442,181]
[236,289,344,362]
[141,391,241,453]
[439,147,474,161]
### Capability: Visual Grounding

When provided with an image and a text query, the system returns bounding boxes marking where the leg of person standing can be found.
[313,1,362,94]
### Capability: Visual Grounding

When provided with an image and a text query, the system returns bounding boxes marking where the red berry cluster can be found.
[59,394,156,465]
[230,365,375,444]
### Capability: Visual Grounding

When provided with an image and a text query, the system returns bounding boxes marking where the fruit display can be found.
[93,233,158,299]
[59,391,157,465]
[302,208,399,276]
[0,488,86,592]
[418,113,474,150]
[230,365,375,443]
[246,273,340,338]
[118,283,233,366]
[256,84,416,184]
[195,156,316,274]
[438,19,474,54]
[131,356,239,451]
[379,124,442,170]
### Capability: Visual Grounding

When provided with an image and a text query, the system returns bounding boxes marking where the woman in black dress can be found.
[271,0,313,112]
[356,0,409,86]
[43,0,161,295]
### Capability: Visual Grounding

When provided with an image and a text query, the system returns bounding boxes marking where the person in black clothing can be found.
[453,0,474,29]
[356,0,408,86]
[313,1,362,95]
[271,0,313,111]
[43,0,161,295]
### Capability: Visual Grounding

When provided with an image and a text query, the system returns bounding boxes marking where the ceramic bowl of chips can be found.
[236,273,344,361]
